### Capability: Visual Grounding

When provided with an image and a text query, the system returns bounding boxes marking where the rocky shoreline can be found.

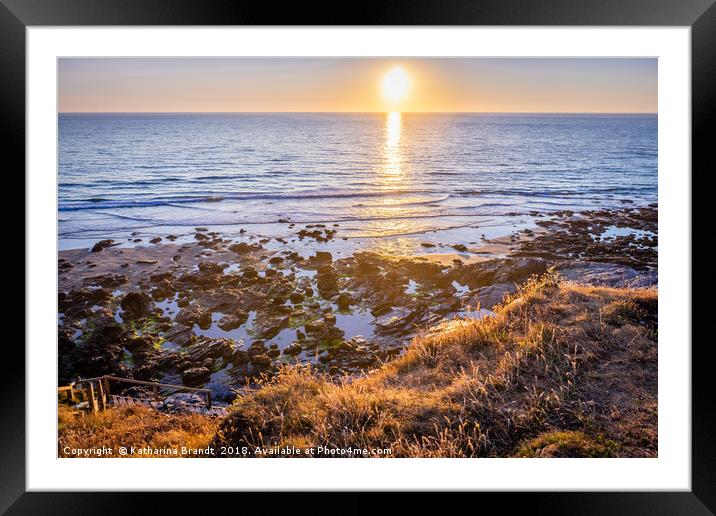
[58,205,657,402]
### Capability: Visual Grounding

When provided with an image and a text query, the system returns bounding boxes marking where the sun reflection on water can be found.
[380,112,404,185]
[357,112,425,246]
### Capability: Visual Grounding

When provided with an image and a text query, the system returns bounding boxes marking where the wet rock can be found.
[149,237,162,244]
[371,302,393,317]
[247,341,267,357]
[501,258,548,283]
[198,262,225,275]
[511,207,657,270]
[88,274,127,289]
[120,291,151,320]
[150,272,174,283]
[374,305,431,336]
[176,305,212,330]
[231,349,250,364]
[58,329,76,353]
[204,288,265,313]
[268,256,284,265]
[335,293,352,310]
[252,312,290,339]
[59,287,113,314]
[420,242,436,248]
[217,311,248,331]
[352,253,382,276]
[185,337,235,364]
[316,266,339,298]
[448,260,502,289]
[242,266,259,281]
[452,244,468,252]
[165,324,195,347]
[555,261,657,288]
[304,320,325,334]
[312,251,333,264]
[298,229,323,240]
[123,334,158,353]
[182,366,211,385]
[304,319,344,340]
[59,316,127,384]
[229,242,263,254]
[289,291,305,304]
[473,283,516,309]
[251,354,272,367]
[284,342,302,355]
[91,239,117,252]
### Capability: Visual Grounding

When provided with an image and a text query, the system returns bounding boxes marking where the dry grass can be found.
[58,404,219,457]
[213,273,657,457]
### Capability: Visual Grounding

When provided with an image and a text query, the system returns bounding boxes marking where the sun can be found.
[381,66,410,105]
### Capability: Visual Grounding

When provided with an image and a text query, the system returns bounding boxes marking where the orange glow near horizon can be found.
[58,58,658,114]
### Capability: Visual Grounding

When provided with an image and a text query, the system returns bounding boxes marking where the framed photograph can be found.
[6,0,714,511]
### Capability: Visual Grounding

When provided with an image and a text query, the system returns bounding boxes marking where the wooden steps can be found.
[109,394,229,417]
[59,375,229,418]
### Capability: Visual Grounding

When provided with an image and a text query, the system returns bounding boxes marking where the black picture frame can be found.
[4,0,713,512]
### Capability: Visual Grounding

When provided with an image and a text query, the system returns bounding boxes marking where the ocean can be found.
[58,113,657,253]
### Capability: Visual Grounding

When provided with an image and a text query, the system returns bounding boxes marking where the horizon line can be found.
[58,110,658,115]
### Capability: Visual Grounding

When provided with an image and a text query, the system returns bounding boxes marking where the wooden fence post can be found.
[97,380,106,411]
[205,391,212,409]
[88,382,98,414]
[82,383,90,404]
[102,376,111,397]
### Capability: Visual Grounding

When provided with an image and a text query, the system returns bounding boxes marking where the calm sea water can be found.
[58,113,657,252]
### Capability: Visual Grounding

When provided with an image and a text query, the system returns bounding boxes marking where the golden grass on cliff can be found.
[212,273,657,458]
[58,404,219,457]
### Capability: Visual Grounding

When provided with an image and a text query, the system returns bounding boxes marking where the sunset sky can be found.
[58,57,657,113]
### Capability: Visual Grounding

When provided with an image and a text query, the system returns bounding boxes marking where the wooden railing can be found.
[58,375,213,413]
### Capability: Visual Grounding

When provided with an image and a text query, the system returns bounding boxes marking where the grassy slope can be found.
[58,404,219,457]
[212,274,658,457]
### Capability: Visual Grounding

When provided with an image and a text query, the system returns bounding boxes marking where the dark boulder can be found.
[198,262,225,275]
[217,311,248,331]
[229,242,263,254]
[336,293,352,310]
[120,291,151,320]
[90,239,117,252]
[283,342,302,355]
[182,367,211,385]
[176,305,213,330]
